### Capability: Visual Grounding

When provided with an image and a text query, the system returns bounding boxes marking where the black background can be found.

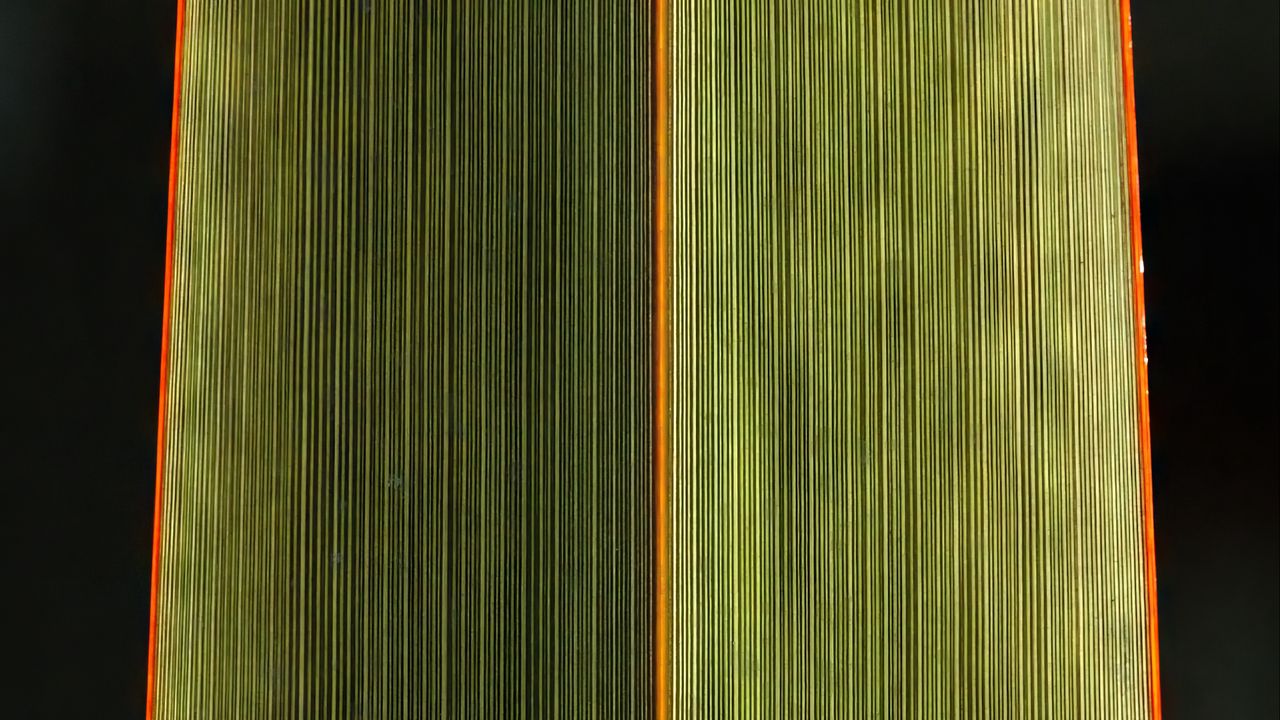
[2,0,1275,717]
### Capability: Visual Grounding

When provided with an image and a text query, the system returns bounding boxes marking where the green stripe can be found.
[155,1,655,717]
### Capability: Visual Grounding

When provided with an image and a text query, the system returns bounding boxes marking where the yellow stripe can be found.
[668,0,1152,716]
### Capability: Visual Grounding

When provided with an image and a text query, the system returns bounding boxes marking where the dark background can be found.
[2,0,1275,717]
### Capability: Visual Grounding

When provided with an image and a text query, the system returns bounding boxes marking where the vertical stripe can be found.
[1118,1,1162,715]
[653,0,673,716]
